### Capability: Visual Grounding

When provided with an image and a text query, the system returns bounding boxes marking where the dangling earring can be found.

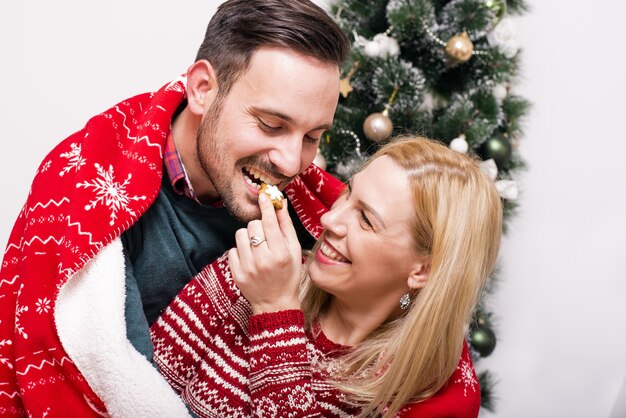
[399,293,411,310]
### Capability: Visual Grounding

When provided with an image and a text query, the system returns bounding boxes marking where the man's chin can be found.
[223,198,262,223]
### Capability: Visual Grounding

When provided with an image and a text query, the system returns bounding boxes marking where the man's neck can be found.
[170,107,219,204]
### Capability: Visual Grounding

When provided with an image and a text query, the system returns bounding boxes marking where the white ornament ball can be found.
[386,38,400,57]
[495,179,519,200]
[493,84,508,102]
[479,159,499,181]
[373,33,400,57]
[363,33,400,59]
[364,41,382,58]
[450,134,469,154]
[418,92,436,112]
[487,17,519,58]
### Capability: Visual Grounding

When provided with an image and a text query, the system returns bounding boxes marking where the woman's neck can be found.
[321,300,393,346]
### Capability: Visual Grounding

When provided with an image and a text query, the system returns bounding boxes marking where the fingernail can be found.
[259,193,267,203]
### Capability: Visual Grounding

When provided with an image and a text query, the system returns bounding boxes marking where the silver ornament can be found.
[363,111,393,142]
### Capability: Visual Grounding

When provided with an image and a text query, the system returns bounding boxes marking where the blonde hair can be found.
[301,136,503,417]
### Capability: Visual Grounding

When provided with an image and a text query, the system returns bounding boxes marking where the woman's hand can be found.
[228,192,302,315]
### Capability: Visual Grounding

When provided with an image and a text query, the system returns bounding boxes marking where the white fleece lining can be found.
[55,238,191,417]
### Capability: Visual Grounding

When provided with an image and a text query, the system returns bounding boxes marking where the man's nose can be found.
[268,135,304,178]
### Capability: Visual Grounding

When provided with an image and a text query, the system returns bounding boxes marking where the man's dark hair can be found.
[196,0,350,96]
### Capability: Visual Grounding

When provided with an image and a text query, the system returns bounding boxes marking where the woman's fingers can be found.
[228,247,242,281]
[228,193,303,314]
[258,193,284,250]
[259,192,300,254]
[275,199,299,248]
[234,227,254,266]
[246,219,265,247]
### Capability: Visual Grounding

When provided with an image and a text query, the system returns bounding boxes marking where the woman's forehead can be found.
[353,157,413,226]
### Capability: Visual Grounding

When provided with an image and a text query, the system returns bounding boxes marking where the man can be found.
[0,1,349,416]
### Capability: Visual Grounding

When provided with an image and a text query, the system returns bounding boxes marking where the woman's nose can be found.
[320,199,348,237]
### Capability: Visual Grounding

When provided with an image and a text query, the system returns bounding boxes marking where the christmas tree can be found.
[316,0,530,410]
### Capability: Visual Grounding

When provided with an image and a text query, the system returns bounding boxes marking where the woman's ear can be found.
[186,60,218,116]
[407,261,430,290]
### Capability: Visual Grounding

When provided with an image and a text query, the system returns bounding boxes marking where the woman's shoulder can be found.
[397,341,481,418]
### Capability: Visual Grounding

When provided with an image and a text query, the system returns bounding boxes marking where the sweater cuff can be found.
[248,309,305,335]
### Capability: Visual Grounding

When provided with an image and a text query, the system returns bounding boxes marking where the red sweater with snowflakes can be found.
[0,75,344,417]
[151,254,481,418]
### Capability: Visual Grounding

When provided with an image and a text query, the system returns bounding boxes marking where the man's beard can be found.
[196,96,265,222]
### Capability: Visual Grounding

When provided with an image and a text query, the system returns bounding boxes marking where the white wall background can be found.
[479,1,626,417]
[1,1,625,417]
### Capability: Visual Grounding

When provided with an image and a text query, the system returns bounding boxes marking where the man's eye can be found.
[304,135,321,144]
[258,119,280,132]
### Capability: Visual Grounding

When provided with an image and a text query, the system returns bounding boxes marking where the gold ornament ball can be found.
[445,31,474,62]
[363,112,393,142]
[313,149,327,170]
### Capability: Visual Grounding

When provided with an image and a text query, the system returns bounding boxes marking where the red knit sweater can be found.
[150,255,481,417]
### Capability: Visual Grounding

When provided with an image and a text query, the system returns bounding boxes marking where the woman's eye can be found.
[342,181,373,230]
[360,210,373,228]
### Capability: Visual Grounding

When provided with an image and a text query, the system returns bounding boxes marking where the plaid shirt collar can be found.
[163,129,200,202]
[164,128,225,208]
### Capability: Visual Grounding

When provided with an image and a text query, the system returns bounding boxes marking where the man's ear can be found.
[407,261,430,290]
[186,60,218,116]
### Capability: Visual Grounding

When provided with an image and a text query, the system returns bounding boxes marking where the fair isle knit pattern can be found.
[151,256,482,418]
[0,75,344,416]
[151,254,359,417]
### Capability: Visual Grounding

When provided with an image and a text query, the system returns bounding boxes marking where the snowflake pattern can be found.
[40,160,52,173]
[0,338,13,370]
[76,163,147,226]
[454,356,478,397]
[35,297,51,314]
[15,283,29,340]
[59,143,86,176]
[122,149,149,165]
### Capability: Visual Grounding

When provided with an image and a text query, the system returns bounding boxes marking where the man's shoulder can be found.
[286,164,345,241]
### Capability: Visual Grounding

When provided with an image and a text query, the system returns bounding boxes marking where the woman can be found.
[151,136,502,417]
